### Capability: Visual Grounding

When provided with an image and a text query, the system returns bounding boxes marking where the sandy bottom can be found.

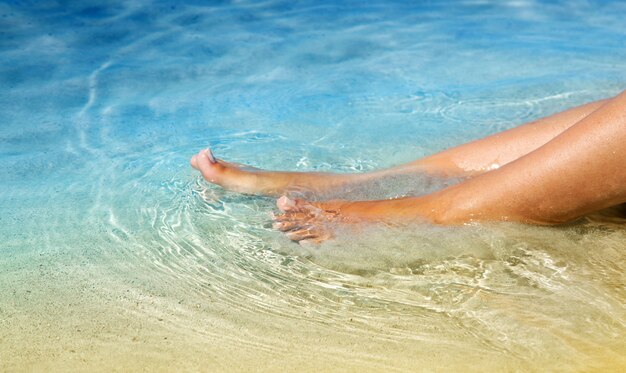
[2,202,625,372]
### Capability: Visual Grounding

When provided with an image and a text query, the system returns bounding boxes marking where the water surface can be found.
[1,0,626,371]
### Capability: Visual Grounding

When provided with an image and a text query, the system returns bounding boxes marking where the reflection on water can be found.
[1,0,626,371]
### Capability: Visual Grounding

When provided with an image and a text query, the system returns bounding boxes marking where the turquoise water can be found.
[1,0,626,371]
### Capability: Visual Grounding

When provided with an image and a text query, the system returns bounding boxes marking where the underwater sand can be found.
[1,0,625,371]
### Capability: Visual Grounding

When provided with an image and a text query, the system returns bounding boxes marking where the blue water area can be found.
[1,0,625,371]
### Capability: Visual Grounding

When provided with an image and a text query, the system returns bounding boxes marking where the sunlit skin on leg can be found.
[191,92,625,243]
[191,98,607,196]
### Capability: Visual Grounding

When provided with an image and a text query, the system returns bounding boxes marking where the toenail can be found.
[205,148,216,163]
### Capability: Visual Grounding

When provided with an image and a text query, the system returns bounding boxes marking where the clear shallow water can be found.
[1,0,626,371]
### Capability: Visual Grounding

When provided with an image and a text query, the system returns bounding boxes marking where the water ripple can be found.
[3,0,626,370]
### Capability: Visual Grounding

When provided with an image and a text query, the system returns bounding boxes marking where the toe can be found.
[277,196,297,211]
[299,234,331,245]
[285,228,318,242]
[272,221,299,231]
[274,211,311,223]
[205,148,217,163]
[190,154,198,169]
[196,149,224,183]
[277,196,322,213]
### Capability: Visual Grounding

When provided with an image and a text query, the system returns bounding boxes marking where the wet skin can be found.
[191,92,626,243]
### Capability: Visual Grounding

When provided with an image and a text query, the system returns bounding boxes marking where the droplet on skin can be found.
[487,163,500,170]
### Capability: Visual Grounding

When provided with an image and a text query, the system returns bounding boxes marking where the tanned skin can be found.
[191,92,625,243]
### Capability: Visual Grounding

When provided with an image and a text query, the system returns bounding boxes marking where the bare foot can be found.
[273,196,349,243]
[273,195,441,244]
[191,149,265,194]
[191,148,363,196]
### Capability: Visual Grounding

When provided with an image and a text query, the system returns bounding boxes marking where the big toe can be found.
[196,149,222,183]
[190,154,198,169]
[277,196,297,211]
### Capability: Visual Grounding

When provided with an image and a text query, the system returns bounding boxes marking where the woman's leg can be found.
[276,91,626,243]
[406,97,609,176]
[192,97,609,196]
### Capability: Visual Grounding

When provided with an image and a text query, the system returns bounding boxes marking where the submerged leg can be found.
[191,148,357,196]
[276,91,626,242]
[192,97,609,196]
